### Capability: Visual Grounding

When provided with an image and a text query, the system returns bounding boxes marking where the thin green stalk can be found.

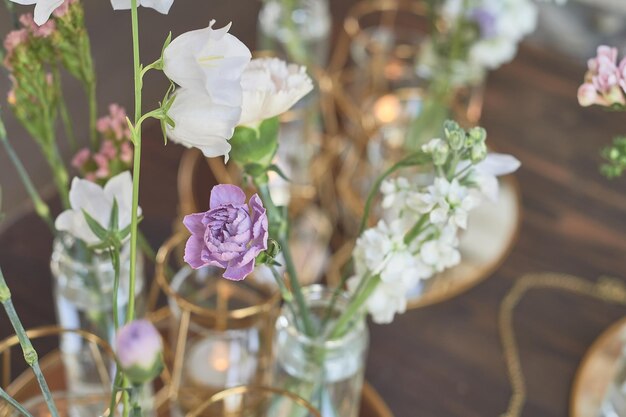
[109,248,121,330]
[0,131,55,233]
[0,386,35,417]
[0,267,59,417]
[358,152,429,235]
[269,265,302,328]
[87,79,98,148]
[127,0,142,325]
[328,275,381,340]
[403,214,428,245]
[255,181,315,336]
[52,65,77,152]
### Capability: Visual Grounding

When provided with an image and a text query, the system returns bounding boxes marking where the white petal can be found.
[33,0,63,25]
[103,172,136,230]
[110,0,173,13]
[476,153,521,177]
[167,88,240,158]
[68,177,111,228]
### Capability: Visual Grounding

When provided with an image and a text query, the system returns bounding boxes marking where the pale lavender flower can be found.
[115,320,163,384]
[469,8,497,39]
[183,184,268,281]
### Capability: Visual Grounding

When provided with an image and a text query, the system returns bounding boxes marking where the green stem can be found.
[87,79,98,149]
[328,275,381,340]
[0,267,60,417]
[109,247,121,330]
[52,65,77,152]
[358,151,430,235]
[127,0,142,325]
[0,386,35,417]
[0,131,55,233]
[403,214,428,245]
[254,180,315,336]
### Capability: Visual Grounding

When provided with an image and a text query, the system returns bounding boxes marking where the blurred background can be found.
[1,0,626,230]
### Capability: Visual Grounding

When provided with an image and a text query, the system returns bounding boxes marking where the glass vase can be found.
[272,285,368,417]
[50,233,145,392]
[155,233,280,416]
[257,0,331,67]
[600,349,626,416]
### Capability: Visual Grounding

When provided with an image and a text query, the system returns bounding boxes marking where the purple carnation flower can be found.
[183,184,269,281]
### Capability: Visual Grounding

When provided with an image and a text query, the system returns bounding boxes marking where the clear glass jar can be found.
[258,0,331,67]
[600,353,626,417]
[50,233,145,396]
[272,285,368,417]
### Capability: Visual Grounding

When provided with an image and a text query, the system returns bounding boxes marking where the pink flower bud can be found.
[93,153,110,179]
[71,148,91,169]
[115,320,163,385]
[99,140,117,159]
[120,142,133,164]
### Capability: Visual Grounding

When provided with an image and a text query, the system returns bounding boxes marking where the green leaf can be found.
[267,164,290,182]
[109,198,119,232]
[82,210,109,241]
[229,117,280,169]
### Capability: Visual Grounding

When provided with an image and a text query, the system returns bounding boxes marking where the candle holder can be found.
[153,233,281,415]
[187,385,322,417]
[0,326,115,417]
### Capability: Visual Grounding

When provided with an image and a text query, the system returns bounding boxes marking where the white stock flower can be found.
[163,20,252,107]
[9,0,63,25]
[469,37,517,70]
[420,225,461,272]
[460,152,521,201]
[166,88,242,158]
[238,57,314,126]
[55,172,140,246]
[110,0,174,14]
[348,276,408,324]
[352,220,396,277]
[426,178,479,229]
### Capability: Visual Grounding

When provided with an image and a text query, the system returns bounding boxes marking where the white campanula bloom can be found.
[9,0,63,25]
[110,0,174,14]
[163,20,252,108]
[166,88,242,158]
[55,172,140,246]
[238,57,314,126]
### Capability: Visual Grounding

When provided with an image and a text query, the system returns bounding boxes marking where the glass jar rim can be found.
[281,284,367,349]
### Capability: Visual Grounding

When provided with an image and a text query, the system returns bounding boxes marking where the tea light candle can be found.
[185,336,257,389]
[373,94,402,124]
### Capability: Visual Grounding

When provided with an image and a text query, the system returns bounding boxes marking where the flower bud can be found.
[471,142,488,163]
[115,320,163,385]
[577,83,598,107]
[422,138,449,166]
[443,120,461,139]
[229,117,279,169]
[447,130,465,151]
[467,127,487,146]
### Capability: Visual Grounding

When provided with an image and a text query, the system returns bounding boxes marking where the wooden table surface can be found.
[3,7,626,417]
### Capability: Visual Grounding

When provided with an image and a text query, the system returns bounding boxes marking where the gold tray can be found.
[571,316,626,417]
[407,176,522,309]
[6,350,395,417]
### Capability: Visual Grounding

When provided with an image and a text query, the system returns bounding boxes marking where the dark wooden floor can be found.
[3,3,626,417]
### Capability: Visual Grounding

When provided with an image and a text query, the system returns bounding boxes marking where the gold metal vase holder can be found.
[498,272,626,417]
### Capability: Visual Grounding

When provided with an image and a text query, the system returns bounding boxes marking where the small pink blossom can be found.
[99,140,117,159]
[19,13,56,38]
[71,148,91,169]
[120,142,133,164]
[587,46,618,73]
[97,104,131,141]
[53,0,77,18]
[3,29,28,68]
[93,153,110,179]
